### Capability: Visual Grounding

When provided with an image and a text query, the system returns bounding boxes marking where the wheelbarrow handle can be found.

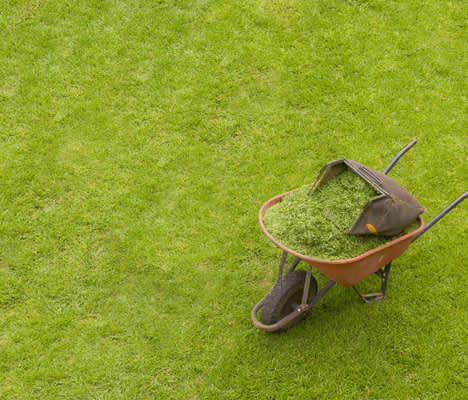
[383,139,417,175]
[412,191,468,242]
[383,140,466,241]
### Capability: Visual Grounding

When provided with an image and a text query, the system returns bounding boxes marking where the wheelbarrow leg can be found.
[353,263,391,304]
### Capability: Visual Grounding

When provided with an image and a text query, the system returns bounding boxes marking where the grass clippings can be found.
[263,169,416,259]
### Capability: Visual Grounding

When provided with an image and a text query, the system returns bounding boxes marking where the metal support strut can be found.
[353,263,391,304]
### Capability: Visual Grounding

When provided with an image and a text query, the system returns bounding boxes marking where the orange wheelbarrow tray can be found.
[251,140,467,332]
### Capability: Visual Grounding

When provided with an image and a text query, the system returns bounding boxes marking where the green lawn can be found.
[0,0,466,398]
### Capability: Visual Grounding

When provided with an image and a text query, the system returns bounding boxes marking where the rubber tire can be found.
[260,270,318,331]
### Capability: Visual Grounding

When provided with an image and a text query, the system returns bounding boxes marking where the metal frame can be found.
[383,139,417,175]
[352,263,391,303]
[412,191,468,243]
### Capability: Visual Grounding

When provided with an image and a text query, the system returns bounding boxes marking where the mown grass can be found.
[0,0,466,399]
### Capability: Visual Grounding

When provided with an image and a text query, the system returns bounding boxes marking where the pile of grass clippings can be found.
[263,169,417,260]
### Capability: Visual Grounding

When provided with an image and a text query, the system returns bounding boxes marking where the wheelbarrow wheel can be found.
[260,270,318,330]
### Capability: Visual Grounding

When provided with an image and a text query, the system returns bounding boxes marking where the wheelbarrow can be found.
[251,140,467,332]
